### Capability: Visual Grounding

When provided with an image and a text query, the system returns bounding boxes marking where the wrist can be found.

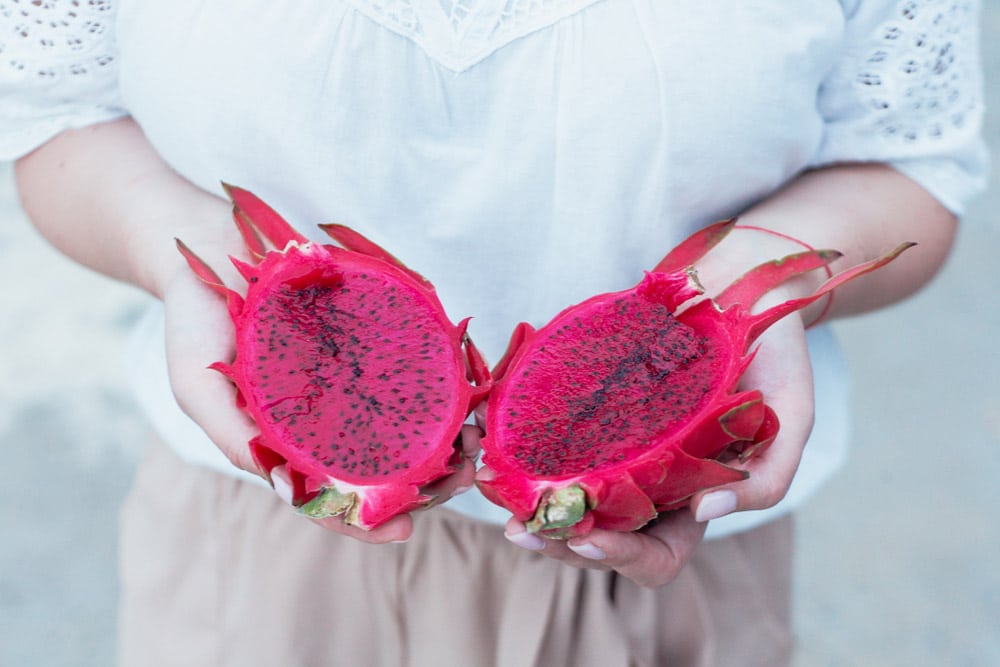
[123,183,243,299]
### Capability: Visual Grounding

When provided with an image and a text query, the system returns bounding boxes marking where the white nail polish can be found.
[568,542,606,560]
[695,489,738,522]
[505,530,545,551]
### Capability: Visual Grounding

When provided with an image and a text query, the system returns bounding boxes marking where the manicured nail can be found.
[568,542,606,560]
[695,489,738,522]
[451,485,473,497]
[505,530,545,551]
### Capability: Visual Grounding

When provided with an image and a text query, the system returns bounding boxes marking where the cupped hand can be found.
[494,311,815,588]
[504,510,708,589]
[160,233,481,544]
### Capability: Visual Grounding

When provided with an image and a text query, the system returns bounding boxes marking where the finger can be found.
[459,422,483,461]
[502,519,612,572]
[566,511,706,588]
[175,363,261,473]
[309,512,414,544]
[418,424,483,504]
[446,424,484,493]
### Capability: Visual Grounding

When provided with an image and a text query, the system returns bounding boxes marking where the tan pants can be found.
[119,440,793,667]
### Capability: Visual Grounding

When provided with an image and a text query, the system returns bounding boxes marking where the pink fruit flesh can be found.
[178,186,490,529]
[235,251,463,484]
[493,295,720,478]
[479,220,913,537]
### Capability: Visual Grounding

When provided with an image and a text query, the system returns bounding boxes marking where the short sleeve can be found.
[813,0,989,215]
[0,0,127,161]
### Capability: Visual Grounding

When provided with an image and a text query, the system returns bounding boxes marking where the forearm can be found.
[14,117,241,298]
[698,162,958,320]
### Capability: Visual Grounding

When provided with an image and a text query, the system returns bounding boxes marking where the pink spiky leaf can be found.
[319,223,432,288]
[666,390,766,459]
[736,404,780,463]
[652,217,738,274]
[229,257,257,283]
[175,238,245,318]
[747,242,916,342]
[231,206,267,261]
[715,249,842,311]
[222,182,308,248]
[459,321,493,409]
[491,321,536,381]
[175,238,227,296]
[654,450,748,511]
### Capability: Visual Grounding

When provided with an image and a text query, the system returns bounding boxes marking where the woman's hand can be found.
[503,507,708,589]
[495,309,814,588]
[489,220,823,588]
[491,161,958,586]
[161,224,482,544]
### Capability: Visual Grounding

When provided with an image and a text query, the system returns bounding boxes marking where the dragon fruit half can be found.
[478,219,912,537]
[177,186,491,529]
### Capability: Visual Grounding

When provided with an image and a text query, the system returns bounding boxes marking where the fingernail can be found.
[452,485,473,496]
[505,530,545,551]
[568,542,606,560]
[695,489,738,522]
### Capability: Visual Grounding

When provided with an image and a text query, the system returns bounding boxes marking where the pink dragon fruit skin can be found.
[177,185,491,530]
[478,219,912,537]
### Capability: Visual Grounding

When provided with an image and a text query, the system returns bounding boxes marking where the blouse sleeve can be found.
[813,0,989,215]
[0,0,126,161]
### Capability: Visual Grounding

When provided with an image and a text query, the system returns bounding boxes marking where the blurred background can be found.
[1,11,998,667]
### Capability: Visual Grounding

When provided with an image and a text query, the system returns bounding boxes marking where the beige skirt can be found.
[119,439,793,667]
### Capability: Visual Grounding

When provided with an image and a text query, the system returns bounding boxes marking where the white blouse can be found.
[1,0,988,537]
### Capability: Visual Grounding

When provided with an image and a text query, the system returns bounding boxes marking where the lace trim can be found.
[347,0,607,72]
[0,0,124,158]
[855,0,979,144]
[1,0,117,84]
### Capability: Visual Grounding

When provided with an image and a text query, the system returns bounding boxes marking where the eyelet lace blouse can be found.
[1,0,987,537]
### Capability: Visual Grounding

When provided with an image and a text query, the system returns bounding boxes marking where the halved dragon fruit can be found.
[478,220,912,537]
[177,185,491,529]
